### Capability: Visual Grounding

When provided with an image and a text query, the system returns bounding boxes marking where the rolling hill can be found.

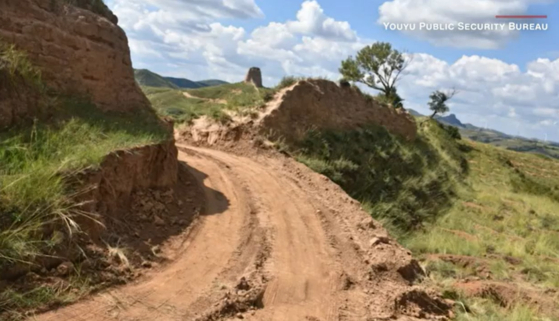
[134,69,178,88]
[134,69,229,89]
[408,109,559,159]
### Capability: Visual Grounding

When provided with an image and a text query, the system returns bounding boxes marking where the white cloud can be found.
[400,52,559,139]
[378,0,551,49]
[107,0,559,141]
[109,0,367,84]
[286,1,357,41]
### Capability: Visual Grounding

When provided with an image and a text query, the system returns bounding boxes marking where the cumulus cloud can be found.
[286,1,357,41]
[108,0,366,84]
[106,0,559,141]
[400,53,559,140]
[378,0,551,49]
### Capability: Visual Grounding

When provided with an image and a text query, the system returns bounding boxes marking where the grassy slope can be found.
[134,69,229,90]
[411,109,559,160]
[463,128,559,160]
[134,69,178,89]
[288,118,559,320]
[142,82,275,124]
[0,44,169,318]
[164,77,202,89]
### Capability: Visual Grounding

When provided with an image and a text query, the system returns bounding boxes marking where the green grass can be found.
[0,43,43,91]
[0,97,168,318]
[293,120,466,233]
[134,69,178,89]
[0,32,170,319]
[143,82,276,124]
[275,76,303,90]
[0,97,168,269]
[282,116,559,319]
[143,87,230,123]
[186,82,274,108]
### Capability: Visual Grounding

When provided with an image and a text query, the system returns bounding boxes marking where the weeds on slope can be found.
[0,97,168,318]
[0,97,168,270]
[143,83,275,124]
[142,87,229,123]
[294,120,467,233]
[0,43,43,91]
[403,132,559,319]
[286,117,559,319]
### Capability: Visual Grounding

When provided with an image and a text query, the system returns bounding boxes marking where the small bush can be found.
[338,79,351,88]
[262,91,275,102]
[275,76,301,90]
[0,43,43,90]
[438,123,462,140]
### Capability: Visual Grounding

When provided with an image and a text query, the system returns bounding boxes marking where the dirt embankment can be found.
[74,140,179,239]
[0,0,149,128]
[260,79,417,143]
[0,139,183,278]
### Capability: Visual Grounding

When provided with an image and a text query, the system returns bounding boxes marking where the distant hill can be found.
[164,77,202,89]
[134,69,178,89]
[436,114,464,127]
[134,69,229,89]
[407,108,559,159]
[197,79,229,87]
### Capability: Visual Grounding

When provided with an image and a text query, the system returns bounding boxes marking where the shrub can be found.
[0,43,43,90]
[438,123,462,140]
[338,79,351,88]
[275,76,301,90]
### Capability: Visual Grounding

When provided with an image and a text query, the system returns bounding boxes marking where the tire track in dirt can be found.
[33,150,253,321]
[181,146,343,320]
[31,145,451,321]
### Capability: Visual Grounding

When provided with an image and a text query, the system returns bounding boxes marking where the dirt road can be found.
[33,146,448,321]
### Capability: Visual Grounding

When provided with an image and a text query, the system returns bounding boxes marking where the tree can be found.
[428,89,457,118]
[386,87,404,109]
[339,42,409,106]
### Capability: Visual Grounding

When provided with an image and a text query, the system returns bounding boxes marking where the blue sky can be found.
[106,0,559,141]
[251,0,557,67]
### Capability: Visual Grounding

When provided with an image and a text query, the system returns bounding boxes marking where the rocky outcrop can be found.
[0,0,149,116]
[260,79,417,143]
[244,67,263,88]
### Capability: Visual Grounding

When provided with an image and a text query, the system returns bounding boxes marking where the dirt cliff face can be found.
[260,79,417,143]
[0,65,44,129]
[0,0,148,115]
[78,140,179,230]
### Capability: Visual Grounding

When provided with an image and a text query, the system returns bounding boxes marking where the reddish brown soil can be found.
[31,145,452,321]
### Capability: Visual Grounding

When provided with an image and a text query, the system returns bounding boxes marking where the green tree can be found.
[339,42,408,106]
[428,89,457,118]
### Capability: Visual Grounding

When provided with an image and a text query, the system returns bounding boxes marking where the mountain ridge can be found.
[407,108,559,159]
[134,68,229,89]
